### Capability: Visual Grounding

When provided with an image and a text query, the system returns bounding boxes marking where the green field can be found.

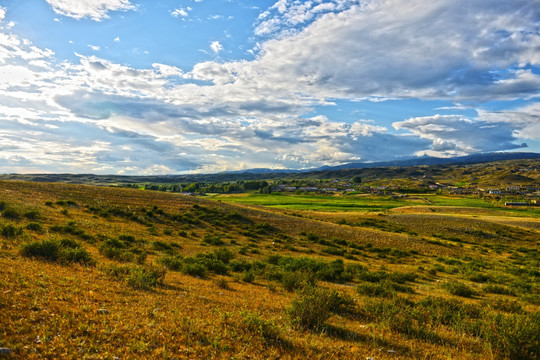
[209,193,512,212]
[209,193,409,212]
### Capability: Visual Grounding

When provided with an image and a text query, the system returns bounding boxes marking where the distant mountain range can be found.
[221,152,540,175]
[1,152,539,185]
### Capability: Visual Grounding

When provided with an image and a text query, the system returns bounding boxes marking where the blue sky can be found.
[0,0,539,174]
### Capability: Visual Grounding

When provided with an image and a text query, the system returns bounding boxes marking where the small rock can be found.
[366,357,375,360]
[0,348,11,355]
[35,336,42,344]
[387,350,396,354]
[97,309,109,315]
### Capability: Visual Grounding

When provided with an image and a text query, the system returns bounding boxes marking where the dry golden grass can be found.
[1,180,539,359]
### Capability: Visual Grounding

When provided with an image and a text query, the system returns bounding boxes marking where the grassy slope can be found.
[0,180,539,359]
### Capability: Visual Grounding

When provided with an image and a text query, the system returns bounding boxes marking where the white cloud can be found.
[113,36,120,42]
[171,7,189,18]
[393,114,526,156]
[0,7,6,22]
[250,0,540,101]
[88,44,100,51]
[210,41,223,54]
[0,0,538,174]
[44,0,136,21]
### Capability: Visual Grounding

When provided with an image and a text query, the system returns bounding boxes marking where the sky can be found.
[0,0,539,175]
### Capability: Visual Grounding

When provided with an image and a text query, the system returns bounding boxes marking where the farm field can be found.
[0,180,539,359]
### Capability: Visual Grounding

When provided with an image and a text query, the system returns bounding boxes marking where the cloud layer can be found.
[45,0,135,21]
[0,1,538,174]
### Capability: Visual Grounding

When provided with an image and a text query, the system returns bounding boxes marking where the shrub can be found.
[357,282,396,298]
[242,270,255,283]
[242,312,289,347]
[202,234,225,246]
[159,255,184,271]
[443,280,477,298]
[20,239,94,265]
[126,266,166,290]
[214,277,229,289]
[280,270,316,292]
[23,210,40,220]
[479,311,540,360]
[1,224,21,238]
[287,285,333,331]
[0,201,6,211]
[2,208,21,220]
[25,222,43,232]
[60,247,95,265]
[183,262,208,277]
[483,284,516,296]
[152,240,173,252]
[21,240,60,261]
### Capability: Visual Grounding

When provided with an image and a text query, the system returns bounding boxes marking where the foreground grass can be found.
[0,180,539,359]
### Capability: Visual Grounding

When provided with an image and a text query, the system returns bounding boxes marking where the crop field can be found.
[211,193,534,215]
[0,180,539,359]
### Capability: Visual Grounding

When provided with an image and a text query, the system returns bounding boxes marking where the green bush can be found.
[242,312,289,347]
[443,280,477,298]
[60,247,95,265]
[357,282,396,298]
[1,224,21,238]
[126,266,166,290]
[21,240,60,261]
[25,222,43,232]
[479,311,540,360]
[2,208,21,220]
[183,262,208,277]
[287,286,333,331]
[483,284,516,296]
[23,210,40,220]
[20,239,94,265]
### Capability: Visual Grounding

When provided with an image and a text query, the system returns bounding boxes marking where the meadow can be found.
[0,180,538,359]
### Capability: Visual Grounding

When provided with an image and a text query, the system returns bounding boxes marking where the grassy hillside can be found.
[0,180,539,359]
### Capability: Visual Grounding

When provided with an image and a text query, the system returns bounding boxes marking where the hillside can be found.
[1,156,540,189]
[0,180,539,359]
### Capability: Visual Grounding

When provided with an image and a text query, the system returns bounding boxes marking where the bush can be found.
[25,222,43,232]
[183,262,208,277]
[23,210,40,220]
[1,224,21,238]
[483,284,516,296]
[126,266,166,290]
[21,240,60,261]
[357,282,396,298]
[2,208,21,220]
[60,247,95,265]
[443,280,477,298]
[242,312,289,347]
[287,285,333,331]
[479,311,540,360]
[20,239,94,265]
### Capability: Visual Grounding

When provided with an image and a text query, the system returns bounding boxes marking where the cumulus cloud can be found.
[44,0,136,21]
[248,0,540,101]
[0,1,538,174]
[171,7,191,18]
[210,41,223,54]
[393,114,527,156]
